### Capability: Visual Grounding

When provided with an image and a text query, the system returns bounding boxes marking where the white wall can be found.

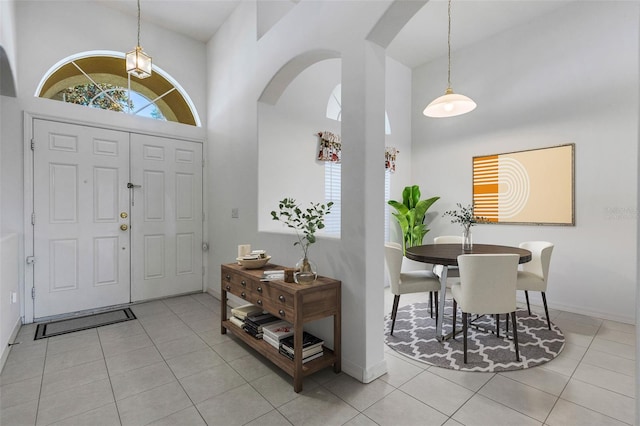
[0,0,18,94]
[412,1,639,323]
[258,58,341,235]
[0,95,22,367]
[1,0,22,362]
[14,0,207,118]
[207,1,396,382]
[385,56,417,244]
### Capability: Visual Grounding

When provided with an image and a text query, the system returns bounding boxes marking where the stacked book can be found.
[230,304,263,329]
[242,312,280,339]
[262,320,294,349]
[279,331,324,363]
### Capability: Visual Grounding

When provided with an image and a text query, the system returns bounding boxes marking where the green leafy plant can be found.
[271,198,333,259]
[388,185,439,253]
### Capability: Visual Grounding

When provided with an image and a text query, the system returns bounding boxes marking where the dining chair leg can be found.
[524,291,531,315]
[511,311,520,362]
[506,312,510,335]
[541,292,551,330]
[495,314,500,338]
[462,311,468,363]
[390,295,400,335]
[434,291,439,322]
[429,292,434,319]
[452,299,457,339]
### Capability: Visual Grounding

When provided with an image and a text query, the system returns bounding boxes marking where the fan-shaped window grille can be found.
[36,52,200,126]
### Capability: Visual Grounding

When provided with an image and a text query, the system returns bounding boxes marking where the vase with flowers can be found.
[443,203,486,251]
[271,198,333,284]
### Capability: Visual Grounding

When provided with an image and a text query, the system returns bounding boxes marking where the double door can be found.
[32,119,203,319]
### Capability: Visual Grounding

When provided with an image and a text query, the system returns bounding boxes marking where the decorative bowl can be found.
[236,255,271,269]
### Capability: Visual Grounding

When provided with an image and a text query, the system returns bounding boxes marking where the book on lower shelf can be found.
[242,312,280,339]
[280,331,324,352]
[263,334,280,349]
[229,316,244,328]
[231,304,264,321]
[279,331,325,360]
[262,320,294,349]
[278,346,324,363]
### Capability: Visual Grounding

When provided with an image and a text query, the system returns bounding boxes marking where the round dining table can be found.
[405,243,532,341]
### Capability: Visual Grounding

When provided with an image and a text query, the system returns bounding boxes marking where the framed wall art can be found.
[473,144,575,225]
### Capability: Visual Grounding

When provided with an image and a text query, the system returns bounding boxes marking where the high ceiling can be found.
[98,0,574,69]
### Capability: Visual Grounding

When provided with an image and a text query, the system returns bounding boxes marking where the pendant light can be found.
[126,0,152,79]
[423,0,476,118]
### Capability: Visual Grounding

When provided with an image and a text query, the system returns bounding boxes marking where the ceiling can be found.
[98,0,574,69]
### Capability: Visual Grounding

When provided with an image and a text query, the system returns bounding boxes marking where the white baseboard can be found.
[517,296,635,325]
[0,317,22,373]
[341,357,388,384]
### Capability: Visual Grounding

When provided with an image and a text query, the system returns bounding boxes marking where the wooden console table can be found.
[220,263,341,392]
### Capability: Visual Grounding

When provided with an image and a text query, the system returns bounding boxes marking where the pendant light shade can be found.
[423,88,476,118]
[126,46,152,79]
[423,0,476,118]
[126,0,152,79]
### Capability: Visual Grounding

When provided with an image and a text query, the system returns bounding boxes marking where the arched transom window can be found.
[36,51,200,127]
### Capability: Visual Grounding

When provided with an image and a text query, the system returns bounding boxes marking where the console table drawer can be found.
[256,297,294,320]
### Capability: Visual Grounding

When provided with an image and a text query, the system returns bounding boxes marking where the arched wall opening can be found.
[257,49,343,237]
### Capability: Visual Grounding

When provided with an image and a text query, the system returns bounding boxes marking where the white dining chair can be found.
[384,242,441,335]
[517,241,554,330]
[451,253,520,363]
[434,235,464,245]
[433,235,463,279]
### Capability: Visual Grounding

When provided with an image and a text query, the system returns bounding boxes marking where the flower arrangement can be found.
[270,198,333,260]
[443,203,486,232]
[443,203,486,250]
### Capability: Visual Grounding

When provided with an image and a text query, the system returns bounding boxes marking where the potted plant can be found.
[271,198,333,284]
[443,203,486,251]
[388,185,440,253]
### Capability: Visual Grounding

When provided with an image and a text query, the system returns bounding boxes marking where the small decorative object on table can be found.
[237,249,271,269]
[271,198,333,284]
[236,254,271,269]
[443,203,486,251]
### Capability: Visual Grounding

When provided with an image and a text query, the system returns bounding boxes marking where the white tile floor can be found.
[0,290,635,425]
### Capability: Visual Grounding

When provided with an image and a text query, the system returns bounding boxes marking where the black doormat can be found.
[34,308,137,340]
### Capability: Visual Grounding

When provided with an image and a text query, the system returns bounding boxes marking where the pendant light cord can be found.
[137,0,141,47]
[447,0,452,90]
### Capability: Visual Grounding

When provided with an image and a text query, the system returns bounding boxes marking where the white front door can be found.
[33,119,131,318]
[32,120,204,318]
[130,133,203,301]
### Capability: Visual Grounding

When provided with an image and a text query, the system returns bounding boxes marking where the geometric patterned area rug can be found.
[385,301,564,372]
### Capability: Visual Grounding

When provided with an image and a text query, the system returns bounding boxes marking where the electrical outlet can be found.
[10,292,17,304]
[231,208,239,219]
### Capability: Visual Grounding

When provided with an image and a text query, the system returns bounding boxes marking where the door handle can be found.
[127,182,142,206]
[120,224,129,231]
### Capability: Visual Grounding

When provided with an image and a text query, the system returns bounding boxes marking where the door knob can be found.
[120,224,129,231]
[120,212,128,219]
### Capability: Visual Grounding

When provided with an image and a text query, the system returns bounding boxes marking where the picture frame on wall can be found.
[473,144,575,225]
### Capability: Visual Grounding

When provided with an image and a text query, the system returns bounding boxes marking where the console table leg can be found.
[221,289,228,334]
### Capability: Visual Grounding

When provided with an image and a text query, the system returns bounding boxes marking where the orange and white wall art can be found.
[473,144,574,225]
